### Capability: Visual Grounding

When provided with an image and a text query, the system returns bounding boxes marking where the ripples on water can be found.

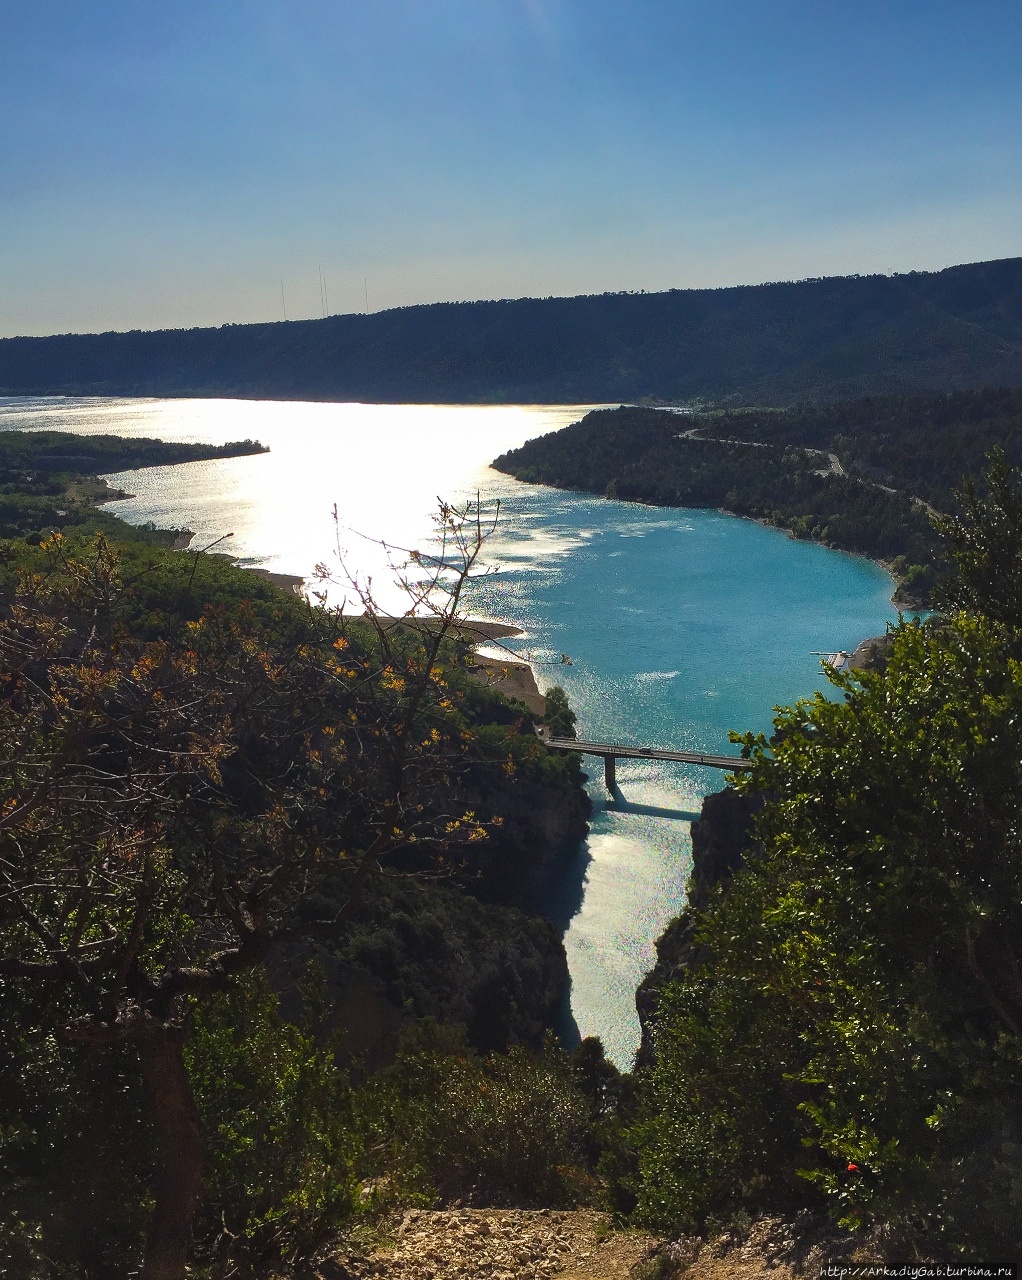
[0,397,899,1064]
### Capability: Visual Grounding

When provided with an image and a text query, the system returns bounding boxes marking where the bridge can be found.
[542,735,753,790]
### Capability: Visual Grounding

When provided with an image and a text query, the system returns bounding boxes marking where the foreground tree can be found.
[637,612,1022,1254]
[635,454,1022,1256]
[0,506,500,1280]
[933,444,1022,628]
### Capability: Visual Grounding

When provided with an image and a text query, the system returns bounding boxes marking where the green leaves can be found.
[634,612,1022,1253]
[187,977,361,1274]
[362,1022,599,1209]
[935,445,1022,631]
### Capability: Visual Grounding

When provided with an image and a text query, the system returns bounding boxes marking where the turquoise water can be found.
[469,489,899,1064]
[0,397,899,1064]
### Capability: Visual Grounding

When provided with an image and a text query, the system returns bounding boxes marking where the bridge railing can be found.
[541,734,753,790]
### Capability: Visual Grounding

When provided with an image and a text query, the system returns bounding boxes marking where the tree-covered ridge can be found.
[2,257,1022,405]
[493,405,941,603]
[0,430,266,478]
[0,430,266,544]
[495,389,1022,603]
[703,385,1022,509]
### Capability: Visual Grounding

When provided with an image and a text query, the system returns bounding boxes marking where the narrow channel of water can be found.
[0,397,900,1064]
[467,486,899,1063]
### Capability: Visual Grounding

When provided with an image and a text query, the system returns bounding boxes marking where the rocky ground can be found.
[318,1208,875,1280]
[319,1208,660,1279]
[649,1215,866,1280]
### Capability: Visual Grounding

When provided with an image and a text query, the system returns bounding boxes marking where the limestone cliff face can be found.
[685,786,765,914]
[279,742,590,1067]
[466,763,592,913]
[277,705,591,1067]
[635,784,762,1064]
[331,879,572,1055]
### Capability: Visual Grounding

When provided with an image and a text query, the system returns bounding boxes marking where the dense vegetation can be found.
[700,385,1022,509]
[0,431,265,544]
[629,453,1022,1260]
[3,257,1022,405]
[5,426,1022,1273]
[2,965,619,1278]
[0,444,606,1279]
[0,431,266,477]
[494,403,942,603]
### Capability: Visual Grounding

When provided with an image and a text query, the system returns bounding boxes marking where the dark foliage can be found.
[542,686,577,739]
[0,431,265,478]
[932,444,1022,629]
[304,877,569,1053]
[362,1022,607,1210]
[0,974,624,1278]
[3,258,1022,405]
[0,980,152,1278]
[701,385,1022,509]
[495,406,940,594]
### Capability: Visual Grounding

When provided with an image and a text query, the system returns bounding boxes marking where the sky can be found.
[1,0,1021,337]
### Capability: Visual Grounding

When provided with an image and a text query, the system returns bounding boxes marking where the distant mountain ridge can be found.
[3,256,1022,405]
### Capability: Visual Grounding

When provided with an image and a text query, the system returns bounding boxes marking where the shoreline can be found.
[359,614,546,716]
[247,566,306,594]
[502,469,921,609]
[361,615,524,642]
[68,474,136,504]
[738,510,924,609]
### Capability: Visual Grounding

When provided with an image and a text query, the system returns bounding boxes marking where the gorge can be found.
[0,395,899,1063]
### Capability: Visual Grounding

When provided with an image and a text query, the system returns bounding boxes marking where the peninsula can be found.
[0,431,267,544]
[493,388,1022,605]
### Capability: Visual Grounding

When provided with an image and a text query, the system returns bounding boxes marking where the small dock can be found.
[543,735,753,790]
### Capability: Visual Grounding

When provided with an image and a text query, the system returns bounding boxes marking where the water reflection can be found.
[0,396,597,613]
[0,396,899,1066]
[603,790,704,822]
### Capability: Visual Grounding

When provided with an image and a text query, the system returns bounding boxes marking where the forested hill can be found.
[0,431,266,477]
[4,256,1022,405]
[494,387,1022,603]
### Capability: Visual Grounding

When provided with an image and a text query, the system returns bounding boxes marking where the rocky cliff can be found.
[467,762,592,912]
[287,733,591,1066]
[635,784,763,1063]
[282,877,571,1066]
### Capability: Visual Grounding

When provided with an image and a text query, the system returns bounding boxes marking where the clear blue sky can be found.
[2,0,1020,336]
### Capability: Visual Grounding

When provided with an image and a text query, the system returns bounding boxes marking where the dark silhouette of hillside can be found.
[3,256,1022,405]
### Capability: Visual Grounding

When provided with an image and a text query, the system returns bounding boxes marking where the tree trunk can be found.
[138,1028,204,1280]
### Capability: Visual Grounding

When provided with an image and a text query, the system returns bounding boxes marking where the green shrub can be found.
[632,614,1022,1256]
[543,685,577,738]
[362,1022,598,1208]
[633,971,814,1235]
[187,977,361,1277]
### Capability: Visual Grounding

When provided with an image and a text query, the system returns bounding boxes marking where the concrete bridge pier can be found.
[604,755,616,790]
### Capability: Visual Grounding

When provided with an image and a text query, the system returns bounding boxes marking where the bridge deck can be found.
[545,737,753,771]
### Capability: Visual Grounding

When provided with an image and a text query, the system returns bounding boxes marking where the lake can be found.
[0,396,900,1064]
